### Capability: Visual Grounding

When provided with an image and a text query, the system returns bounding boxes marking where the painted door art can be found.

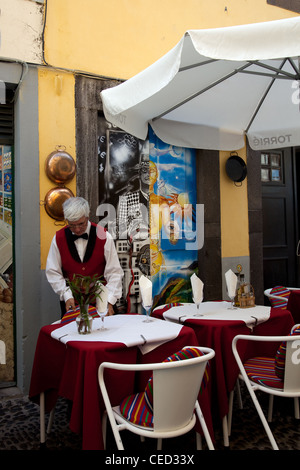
[98,118,198,313]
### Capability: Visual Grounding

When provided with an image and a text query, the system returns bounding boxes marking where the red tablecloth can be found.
[29,317,213,450]
[152,306,294,421]
[286,289,300,324]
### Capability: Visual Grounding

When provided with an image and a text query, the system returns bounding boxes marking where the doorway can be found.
[0,90,15,387]
[261,147,299,292]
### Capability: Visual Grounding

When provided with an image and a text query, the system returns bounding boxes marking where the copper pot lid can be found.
[44,187,74,221]
[45,146,76,184]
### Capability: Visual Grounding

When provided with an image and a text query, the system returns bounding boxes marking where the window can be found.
[261,152,283,183]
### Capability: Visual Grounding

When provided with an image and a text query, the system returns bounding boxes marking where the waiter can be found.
[46,197,123,316]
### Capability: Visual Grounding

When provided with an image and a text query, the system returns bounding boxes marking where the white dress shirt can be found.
[46,221,123,306]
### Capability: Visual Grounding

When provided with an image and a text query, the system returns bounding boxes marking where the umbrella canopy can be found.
[101,16,300,151]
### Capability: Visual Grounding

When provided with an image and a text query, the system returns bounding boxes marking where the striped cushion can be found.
[274,345,286,380]
[119,392,154,427]
[120,347,209,427]
[144,375,153,413]
[269,286,290,309]
[244,356,284,390]
[154,303,183,315]
[275,325,300,379]
[61,306,99,324]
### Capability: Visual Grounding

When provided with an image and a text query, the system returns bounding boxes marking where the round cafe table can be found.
[29,315,214,450]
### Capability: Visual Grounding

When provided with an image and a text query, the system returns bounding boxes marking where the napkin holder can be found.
[237,283,255,308]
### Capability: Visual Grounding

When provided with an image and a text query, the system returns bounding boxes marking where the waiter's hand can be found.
[66,298,76,311]
[107,303,114,316]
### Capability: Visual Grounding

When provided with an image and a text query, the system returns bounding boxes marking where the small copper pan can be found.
[45,147,76,184]
[44,187,74,221]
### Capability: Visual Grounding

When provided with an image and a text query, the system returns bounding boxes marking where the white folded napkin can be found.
[139,275,152,307]
[225,269,237,298]
[191,273,203,304]
[96,284,108,313]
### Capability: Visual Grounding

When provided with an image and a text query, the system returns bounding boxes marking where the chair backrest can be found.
[152,349,213,431]
[99,346,215,432]
[284,338,300,392]
[264,286,290,308]
[283,325,300,392]
[233,333,300,395]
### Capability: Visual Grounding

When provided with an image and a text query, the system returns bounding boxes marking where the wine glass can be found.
[143,302,153,323]
[227,291,237,310]
[193,297,203,316]
[97,309,108,330]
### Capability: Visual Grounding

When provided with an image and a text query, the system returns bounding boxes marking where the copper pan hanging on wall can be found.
[45,146,76,184]
[44,187,74,221]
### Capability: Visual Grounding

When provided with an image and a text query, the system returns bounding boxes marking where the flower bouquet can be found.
[67,273,104,334]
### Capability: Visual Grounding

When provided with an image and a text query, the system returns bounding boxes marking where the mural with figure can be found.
[148,128,198,309]
[97,118,198,313]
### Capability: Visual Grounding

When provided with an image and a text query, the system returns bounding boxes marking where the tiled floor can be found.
[0,385,299,452]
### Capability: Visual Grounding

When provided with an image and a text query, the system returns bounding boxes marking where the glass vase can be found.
[76,304,93,334]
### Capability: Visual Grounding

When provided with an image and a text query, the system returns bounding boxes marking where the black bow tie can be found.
[72,233,88,241]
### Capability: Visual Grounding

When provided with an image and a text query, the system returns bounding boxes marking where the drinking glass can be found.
[227,292,237,310]
[98,309,108,330]
[193,297,203,316]
[143,303,153,323]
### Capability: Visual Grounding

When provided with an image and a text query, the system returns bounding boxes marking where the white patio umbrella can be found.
[101,16,300,151]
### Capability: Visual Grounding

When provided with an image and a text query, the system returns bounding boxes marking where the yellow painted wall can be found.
[220,148,249,258]
[39,0,299,267]
[45,0,297,80]
[38,69,76,269]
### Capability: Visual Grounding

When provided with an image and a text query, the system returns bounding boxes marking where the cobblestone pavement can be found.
[0,385,300,452]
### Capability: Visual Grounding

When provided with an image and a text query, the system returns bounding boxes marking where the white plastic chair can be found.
[232,330,300,450]
[98,346,215,451]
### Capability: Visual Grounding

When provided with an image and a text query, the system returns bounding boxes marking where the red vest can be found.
[56,223,106,280]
